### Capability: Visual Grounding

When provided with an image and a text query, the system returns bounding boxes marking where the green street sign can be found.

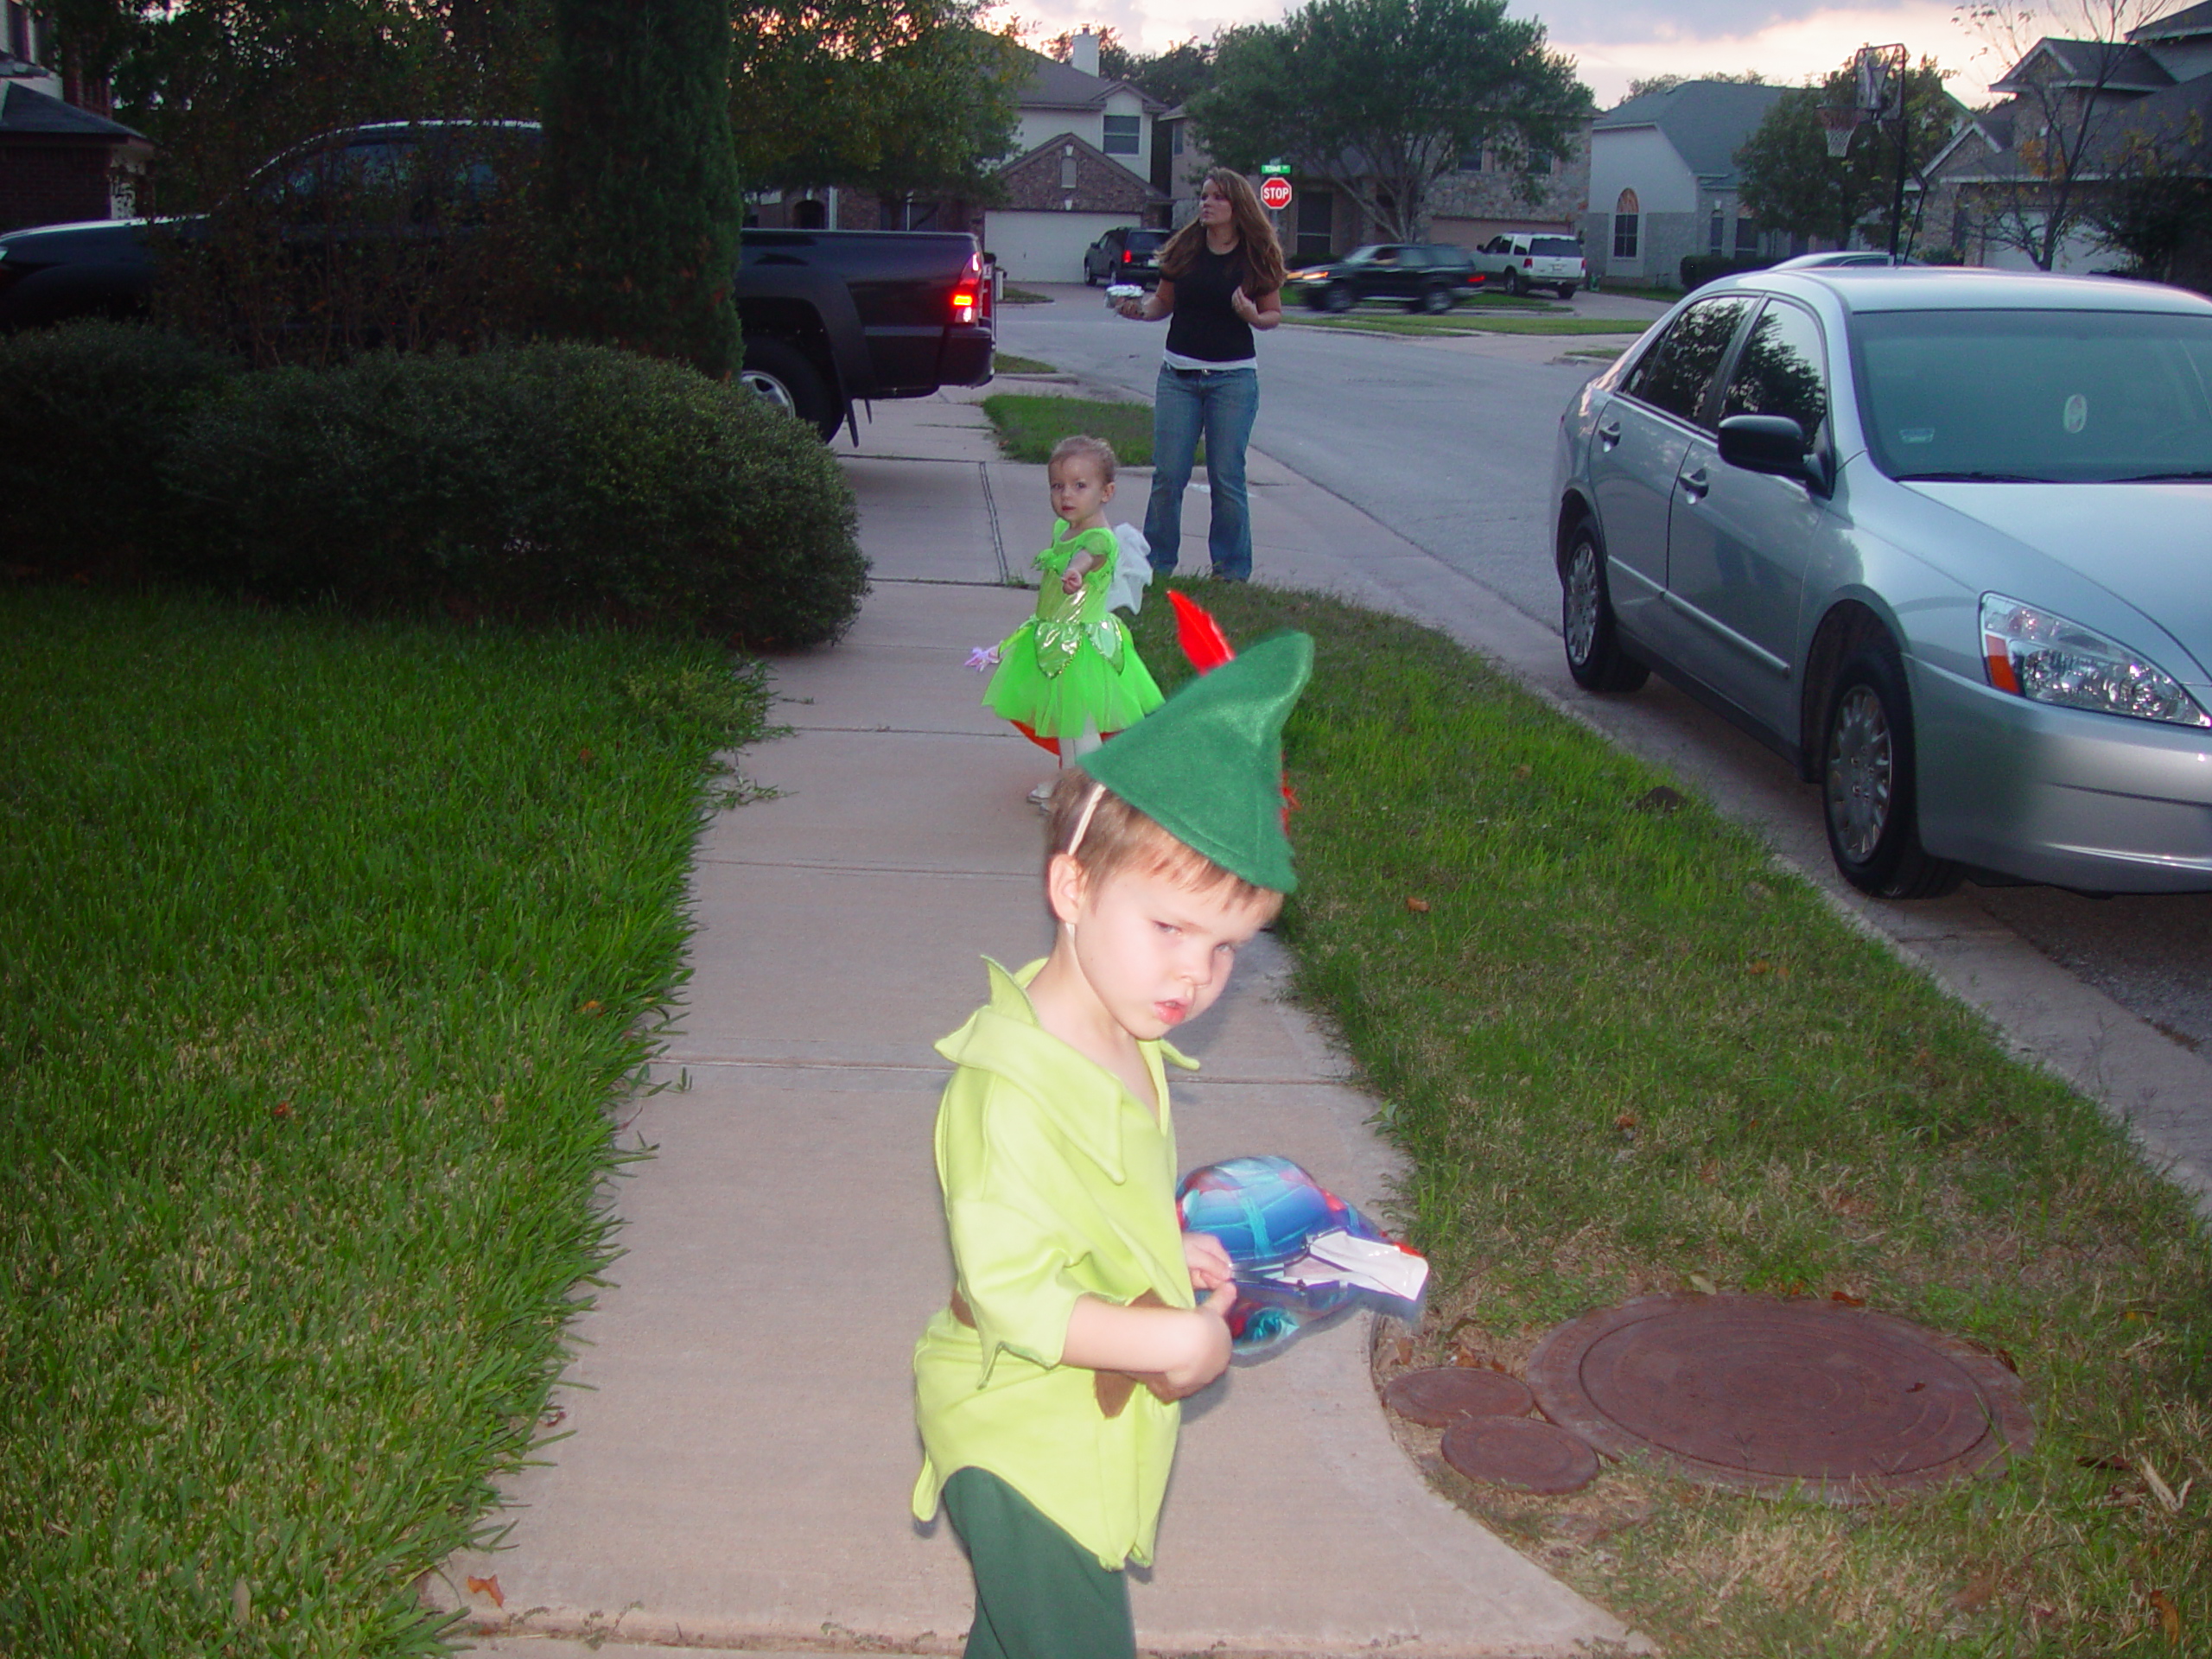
[1260,160,1292,176]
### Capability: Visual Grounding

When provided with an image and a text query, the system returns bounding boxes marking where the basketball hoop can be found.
[1818,105,1862,160]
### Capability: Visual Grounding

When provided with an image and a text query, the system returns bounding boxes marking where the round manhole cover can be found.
[1440,1414,1599,1494]
[1527,1294,2031,1501]
[1384,1367,1535,1427]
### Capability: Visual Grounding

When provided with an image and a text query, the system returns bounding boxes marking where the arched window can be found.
[792,198,827,229]
[1612,188,1640,262]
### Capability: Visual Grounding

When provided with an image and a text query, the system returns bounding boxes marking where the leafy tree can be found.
[1126,39,1214,110]
[1189,0,1586,243]
[1736,57,1955,251]
[2086,105,2212,283]
[730,0,1022,196]
[1624,69,1767,101]
[1953,0,2171,269]
[541,0,743,377]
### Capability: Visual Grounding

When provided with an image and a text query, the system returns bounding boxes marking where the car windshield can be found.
[1344,245,1388,264]
[1854,308,2212,483]
[1531,237,1581,257]
[1125,232,1166,251]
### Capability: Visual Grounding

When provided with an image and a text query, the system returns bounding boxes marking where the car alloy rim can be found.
[741,370,797,416]
[1564,543,1600,664]
[1826,685,1892,861]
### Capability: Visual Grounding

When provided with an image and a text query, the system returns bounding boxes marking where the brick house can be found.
[1917,0,2212,275]
[1,80,152,234]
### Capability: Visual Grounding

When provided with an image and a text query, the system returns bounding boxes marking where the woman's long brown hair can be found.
[1155,168,1287,296]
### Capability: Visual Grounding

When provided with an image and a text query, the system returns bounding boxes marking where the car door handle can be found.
[1679,466,1710,501]
[1596,419,1621,448]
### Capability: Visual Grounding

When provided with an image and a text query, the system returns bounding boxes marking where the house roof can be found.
[0,81,148,143]
[1593,79,1790,188]
[1014,48,1165,116]
[995,126,1165,200]
[1991,38,2176,94]
[2131,0,2212,42]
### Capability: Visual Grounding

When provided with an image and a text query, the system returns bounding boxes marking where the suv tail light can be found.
[1122,249,1135,264]
[953,252,982,324]
[1523,256,1534,268]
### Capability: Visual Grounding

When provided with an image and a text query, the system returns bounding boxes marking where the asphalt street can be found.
[994,283,2212,1058]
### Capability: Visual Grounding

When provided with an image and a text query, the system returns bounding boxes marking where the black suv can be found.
[1083,226,1168,287]
[1285,244,1477,314]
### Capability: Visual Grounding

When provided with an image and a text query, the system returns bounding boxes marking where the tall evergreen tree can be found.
[541,0,742,378]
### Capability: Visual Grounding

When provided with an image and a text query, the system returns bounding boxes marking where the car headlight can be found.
[1980,594,2210,727]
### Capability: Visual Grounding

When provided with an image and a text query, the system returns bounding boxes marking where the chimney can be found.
[1071,29,1100,76]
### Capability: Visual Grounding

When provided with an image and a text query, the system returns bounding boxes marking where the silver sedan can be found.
[1552,267,2212,897]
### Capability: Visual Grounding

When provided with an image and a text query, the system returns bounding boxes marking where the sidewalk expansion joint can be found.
[690,857,1028,880]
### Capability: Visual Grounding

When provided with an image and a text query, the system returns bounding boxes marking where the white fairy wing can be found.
[1106,523,1153,614]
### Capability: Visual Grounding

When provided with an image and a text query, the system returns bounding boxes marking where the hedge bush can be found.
[0,321,238,572]
[1680,252,1774,292]
[162,341,867,645]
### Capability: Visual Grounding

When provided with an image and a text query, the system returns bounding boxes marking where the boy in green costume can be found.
[912,631,1314,1659]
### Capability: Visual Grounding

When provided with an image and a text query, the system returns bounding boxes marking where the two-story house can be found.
[1,3,151,233]
[1580,79,1791,287]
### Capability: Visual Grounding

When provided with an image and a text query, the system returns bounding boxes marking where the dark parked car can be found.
[1083,226,1168,287]
[1554,266,2212,897]
[1286,244,1478,314]
[0,120,995,441]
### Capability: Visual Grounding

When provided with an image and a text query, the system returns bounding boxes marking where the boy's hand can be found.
[1183,1230,1235,1295]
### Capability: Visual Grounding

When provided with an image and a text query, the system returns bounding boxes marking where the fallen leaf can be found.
[1948,1571,1998,1613]
[232,1579,251,1626]
[578,747,594,763]
[467,1574,505,1609]
[1697,1160,1721,1185]
[1405,895,1431,912]
[1688,1273,1718,1295]
[579,1000,602,1016]
[1513,763,1533,779]
[1747,959,1773,976]
[2141,1460,2181,1513]
[1830,1290,1867,1307]
[270,1100,292,1121]
[1615,1111,1640,1131]
[2151,1587,2179,1642]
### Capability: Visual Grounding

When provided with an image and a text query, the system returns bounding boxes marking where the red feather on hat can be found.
[1170,591,1236,674]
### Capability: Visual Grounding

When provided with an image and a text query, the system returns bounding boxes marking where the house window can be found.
[1296,190,1332,258]
[1529,148,1554,174]
[1736,213,1758,254]
[1172,124,1184,156]
[1951,204,1970,250]
[1709,209,1724,253]
[1459,146,1484,172]
[1612,188,1640,261]
[1060,153,1078,189]
[1103,115,1141,156]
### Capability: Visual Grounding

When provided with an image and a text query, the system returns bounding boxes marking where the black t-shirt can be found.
[1165,242,1261,364]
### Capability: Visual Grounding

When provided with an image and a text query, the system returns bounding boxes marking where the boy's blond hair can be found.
[1047,434,1119,484]
[1044,770,1281,918]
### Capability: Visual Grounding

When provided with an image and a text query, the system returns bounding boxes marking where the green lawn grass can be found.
[1284,313,1652,338]
[1129,584,2212,1657]
[981,392,1183,467]
[990,353,1058,376]
[0,588,774,1657]
[1592,282,1684,303]
[998,284,1053,305]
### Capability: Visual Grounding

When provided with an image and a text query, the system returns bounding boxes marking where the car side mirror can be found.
[1718,414,1829,494]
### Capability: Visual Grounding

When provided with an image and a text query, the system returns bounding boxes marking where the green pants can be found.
[941,1466,1135,1659]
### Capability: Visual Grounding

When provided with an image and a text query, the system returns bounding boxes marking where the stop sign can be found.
[1260,175,1294,211]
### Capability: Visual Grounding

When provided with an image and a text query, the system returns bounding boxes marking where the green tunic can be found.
[911,958,1199,1571]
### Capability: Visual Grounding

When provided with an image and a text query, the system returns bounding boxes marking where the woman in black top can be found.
[1116,168,1285,582]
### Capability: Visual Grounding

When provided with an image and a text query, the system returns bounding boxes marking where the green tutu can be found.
[985,521,1166,741]
[987,614,1165,738]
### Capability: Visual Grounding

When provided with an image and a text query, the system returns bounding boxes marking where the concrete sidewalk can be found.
[432,394,1646,1656]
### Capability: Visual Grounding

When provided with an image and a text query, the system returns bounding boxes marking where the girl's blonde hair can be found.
[1156,168,1287,297]
[1048,433,1118,483]
[1043,770,1281,916]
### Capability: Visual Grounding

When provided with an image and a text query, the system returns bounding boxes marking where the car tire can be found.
[1084,264,1097,287]
[1821,642,1962,899]
[1421,283,1453,314]
[1325,283,1355,313]
[1503,268,1525,296]
[1556,284,1578,300]
[1560,522,1649,694]
[741,334,842,442]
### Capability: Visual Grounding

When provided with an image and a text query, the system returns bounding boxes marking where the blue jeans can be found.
[1144,364,1259,582]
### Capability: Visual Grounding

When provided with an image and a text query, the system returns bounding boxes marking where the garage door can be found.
[984,211,1137,283]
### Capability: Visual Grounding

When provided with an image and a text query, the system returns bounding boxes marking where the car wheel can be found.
[1555,284,1577,300]
[1821,643,1961,899]
[1560,522,1649,694]
[741,334,842,442]
[1421,283,1452,314]
[1084,264,1097,287]
[1325,283,1355,313]
[1503,268,1525,296]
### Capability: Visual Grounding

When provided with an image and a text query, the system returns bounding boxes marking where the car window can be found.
[1624,295,1754,426]
[1400,248,1429,269]
[1531,237,1581,257]
[1720,299,1829,444]
[1128,232,1166,251]
[1854,308,2212,482]
[1345,245,1383,264]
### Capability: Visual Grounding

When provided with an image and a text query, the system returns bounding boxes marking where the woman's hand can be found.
[1116,297,1145,319]
[1230,287,1262,325]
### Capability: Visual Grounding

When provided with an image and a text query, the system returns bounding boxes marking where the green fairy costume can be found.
[983,520,1163,746]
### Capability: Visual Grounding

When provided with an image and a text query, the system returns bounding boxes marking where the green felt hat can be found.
[1080,630,1313,893]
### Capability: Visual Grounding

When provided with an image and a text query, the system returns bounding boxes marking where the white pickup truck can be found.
[1469,232,1586,298]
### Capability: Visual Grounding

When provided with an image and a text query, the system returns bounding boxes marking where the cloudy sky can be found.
[989,0,2039,107]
